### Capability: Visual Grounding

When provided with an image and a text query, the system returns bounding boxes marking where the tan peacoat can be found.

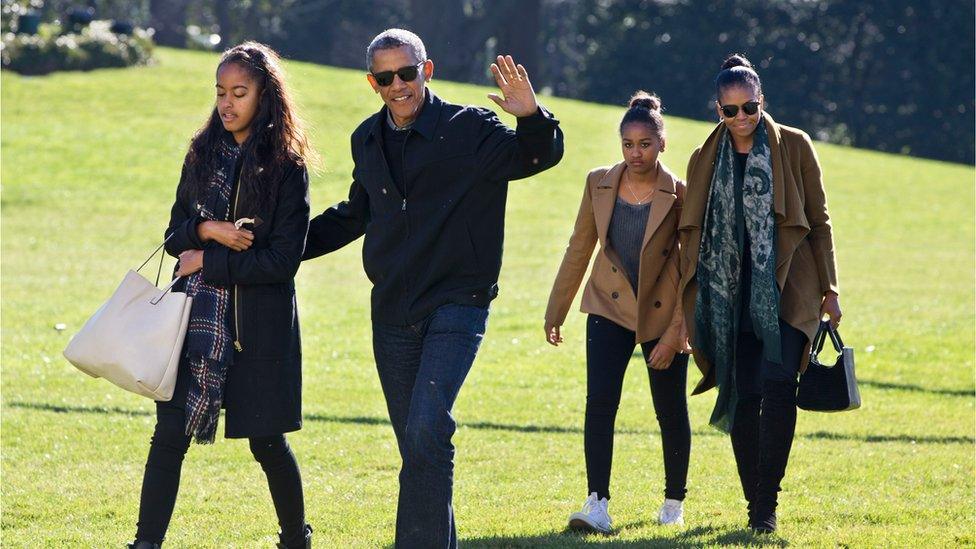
[545,161,688,351]
[679,112,840,395]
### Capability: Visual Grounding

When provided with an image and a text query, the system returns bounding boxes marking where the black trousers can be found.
[729,318,807,517]
[134,399,307,546]
[584,314,691,501]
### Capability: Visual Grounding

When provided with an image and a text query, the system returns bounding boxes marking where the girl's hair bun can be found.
[628,90,661,112]
[720,53,753,71]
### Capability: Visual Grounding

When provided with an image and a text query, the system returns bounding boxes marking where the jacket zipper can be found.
[373,128,413,322]
[400,131,415,321]
[401,130,411,233]
[231,171,243,352]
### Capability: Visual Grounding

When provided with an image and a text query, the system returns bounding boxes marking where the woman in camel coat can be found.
[678,54,842,533]
[545,91,691,533]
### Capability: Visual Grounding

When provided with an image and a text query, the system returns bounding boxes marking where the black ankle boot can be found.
[730,395,762,528]
[277,524,312,549]
[127,541,161,549]
[753,379,798,534]
[749,506,777,533]
[745,498,757,527]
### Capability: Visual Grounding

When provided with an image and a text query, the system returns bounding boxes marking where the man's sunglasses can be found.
[371,61,426,87]
[719,101,761,118]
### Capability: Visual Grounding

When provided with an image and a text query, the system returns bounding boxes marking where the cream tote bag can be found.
[63,239,193,401]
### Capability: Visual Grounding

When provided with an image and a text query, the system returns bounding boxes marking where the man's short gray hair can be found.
[366,28,427,71]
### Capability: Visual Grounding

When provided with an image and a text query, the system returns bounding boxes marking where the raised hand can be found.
[487,55,539,117]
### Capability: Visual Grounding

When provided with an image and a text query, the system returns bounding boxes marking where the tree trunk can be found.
[215,0,233,48]
[149,0,189,48]
[492,0,541,76]
[407,0,486,82]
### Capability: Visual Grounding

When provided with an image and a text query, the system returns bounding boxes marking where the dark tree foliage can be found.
[8,0,970,163]
[562,0,974,163]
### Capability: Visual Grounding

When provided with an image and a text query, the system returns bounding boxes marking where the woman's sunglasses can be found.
[719,101,761,118]
[371,61,426,87]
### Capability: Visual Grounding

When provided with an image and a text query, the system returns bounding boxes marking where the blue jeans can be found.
[372,303,489,549]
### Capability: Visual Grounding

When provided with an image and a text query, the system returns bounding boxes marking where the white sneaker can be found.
[568,492,612,534]
[658,498,685,526]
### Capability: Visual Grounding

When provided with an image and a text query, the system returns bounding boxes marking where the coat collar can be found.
[592,160,679,253]
[681,111,798,229]
[679,111,811,287]
[365,88,441,143]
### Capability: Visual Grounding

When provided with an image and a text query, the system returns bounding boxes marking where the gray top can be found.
[607,196,651,292]
[386,109,414,131]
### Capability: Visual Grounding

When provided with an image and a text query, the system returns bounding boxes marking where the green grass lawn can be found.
[2,48,974,547]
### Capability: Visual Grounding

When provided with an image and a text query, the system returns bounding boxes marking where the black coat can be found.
[304,90,564,325]
[164,155,310,438]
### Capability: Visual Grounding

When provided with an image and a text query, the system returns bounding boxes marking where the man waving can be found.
[303,28,564,548]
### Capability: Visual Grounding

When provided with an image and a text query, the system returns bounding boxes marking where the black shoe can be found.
[277,524,313,549]
[749,508,777,534]
[127,542,161,549]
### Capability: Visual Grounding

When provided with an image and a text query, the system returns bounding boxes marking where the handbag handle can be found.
[149,276,184,305]
[137,233,185,305]
[826,323,845,350]
[810,320,845,367]
[136,233,175,286]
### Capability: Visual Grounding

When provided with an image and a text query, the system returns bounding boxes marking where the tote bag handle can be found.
[135,233,185,305]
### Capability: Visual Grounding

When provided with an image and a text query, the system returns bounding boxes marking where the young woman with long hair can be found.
[128,42,315,548]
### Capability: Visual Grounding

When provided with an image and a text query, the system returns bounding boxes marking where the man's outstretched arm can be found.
[304,137,370,260]
[303,178,369,260]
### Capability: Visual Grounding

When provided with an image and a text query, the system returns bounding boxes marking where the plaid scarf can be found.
[695,120,781,432]
[183,138,240,444]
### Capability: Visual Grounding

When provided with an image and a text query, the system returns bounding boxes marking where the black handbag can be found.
[797,321,861,412]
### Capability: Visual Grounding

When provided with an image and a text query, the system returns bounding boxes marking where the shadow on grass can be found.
[710,528,790,547]
[801,430,973,445]
[858,378,974,398]
[8,401,974,445]
[8,402,153,416]
[448,524,790,548]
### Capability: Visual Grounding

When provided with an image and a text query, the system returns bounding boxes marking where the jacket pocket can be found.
[781,240,822,323]
[240,290,297,360]
[463,222,482,274]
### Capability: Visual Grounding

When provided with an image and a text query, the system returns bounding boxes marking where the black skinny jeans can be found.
[584,314,691,501]
[729,319,806,517]
[134,400,306,546]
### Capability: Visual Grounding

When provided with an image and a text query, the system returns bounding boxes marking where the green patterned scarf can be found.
[695,120,781,432]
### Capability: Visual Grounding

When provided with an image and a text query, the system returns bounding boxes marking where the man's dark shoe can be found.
[127,541,161,549]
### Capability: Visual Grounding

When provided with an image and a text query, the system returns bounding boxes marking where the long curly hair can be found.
[180,41,315,212]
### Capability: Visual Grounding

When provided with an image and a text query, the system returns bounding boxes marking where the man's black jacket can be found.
[304,90,564,325]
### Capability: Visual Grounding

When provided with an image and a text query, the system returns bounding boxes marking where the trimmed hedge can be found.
[1,20,154,75]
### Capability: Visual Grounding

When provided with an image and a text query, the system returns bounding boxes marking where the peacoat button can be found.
[611,291,619,299]
[654,301,662,308]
